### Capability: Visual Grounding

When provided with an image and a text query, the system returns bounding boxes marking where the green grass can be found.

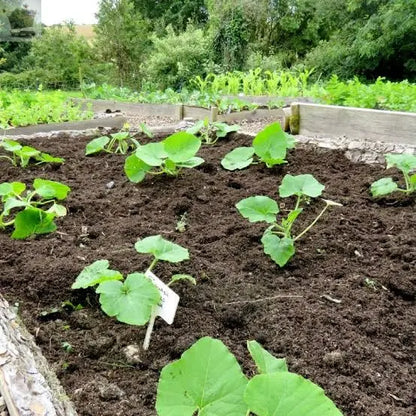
[0,90,92,129]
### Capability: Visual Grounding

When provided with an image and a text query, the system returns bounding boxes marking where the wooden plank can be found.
[218,108,286,128]
[73,99,183,120]
[1,116,127,136]
[0,295,77,416]
[182,106,211,120]
[295,103,416,145]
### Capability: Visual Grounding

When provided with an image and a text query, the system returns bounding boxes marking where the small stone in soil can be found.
[123,344,141,364]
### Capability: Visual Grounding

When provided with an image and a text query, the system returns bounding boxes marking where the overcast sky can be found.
[42,0,100,25]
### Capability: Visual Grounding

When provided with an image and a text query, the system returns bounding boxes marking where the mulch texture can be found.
[0,133,415,416]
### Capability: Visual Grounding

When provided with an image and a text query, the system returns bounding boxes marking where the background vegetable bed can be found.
[0,133,415,416]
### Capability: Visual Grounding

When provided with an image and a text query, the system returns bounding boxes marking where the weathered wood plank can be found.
[1,116,127,136]
[182,105,211,121]
[0,295,77,416]
[73,99,183,120]
[218,108,286,128]
[294,103,416,144]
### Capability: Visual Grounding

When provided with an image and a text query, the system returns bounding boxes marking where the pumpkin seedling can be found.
[0,139,64,167]
[124,131,204,183]
[236,174,341,267]
[221,122,295,170]
[370,153,416,197]
[72,235,195,350]
[0,179,70,239]
[187,117,240,145]
[156,337,343,416]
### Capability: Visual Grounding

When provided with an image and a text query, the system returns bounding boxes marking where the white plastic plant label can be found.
[145,270,179,325]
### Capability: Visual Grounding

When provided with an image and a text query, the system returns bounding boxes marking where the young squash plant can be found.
[221,122,295,170]
[0,179,70,239]
[186,117,240,145]
[124,131,204,183]
[85,124,152,155]
[236,174,341,267]
[156,336,343,416]
[370,153,416,197]
[0,139,64,167]
[72,235,195,350]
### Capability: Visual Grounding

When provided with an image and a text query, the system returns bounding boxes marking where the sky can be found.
[41,0,100,25]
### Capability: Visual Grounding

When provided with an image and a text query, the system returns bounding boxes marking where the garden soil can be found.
[0,133,415,416]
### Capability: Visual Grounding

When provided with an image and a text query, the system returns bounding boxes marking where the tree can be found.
[94,0,150,85]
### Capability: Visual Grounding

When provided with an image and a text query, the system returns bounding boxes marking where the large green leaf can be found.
[176,156,205,168]
[247,341,288,374]
[279,174,324,198]
[16,146,40,167]
[11,207,57,239]
[236,196,279,223]
[124,153,151,183]
[0,182,26,198]
[215,123,240,138]
[96,273,160,326]
[221,147,255,170]
[85,136,110,155]
[33,179,70,200]
[370,177,398,197]
[253,123,294,167]
[72,260,123,289]
[38,153,65,164]
[3,197,28,216]
[385,153,416,174]
[244,372,343,416]
[1,139,22,152]
[135,142,167,166]
[135,235,189,263]
[261,233,295,267]
[156,337,248,416]
[163,132,201,163]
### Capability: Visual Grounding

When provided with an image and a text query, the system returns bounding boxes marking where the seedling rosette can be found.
[124,131,204,183]
[72,235,195,350]
[221,122,295,170]
[236,174,342,267]
[156,337,343,416]
[0,179,70,239]
[370,153,416,197]
[0,139,64,167]
[187,117,240,145]
[85,131,140,155]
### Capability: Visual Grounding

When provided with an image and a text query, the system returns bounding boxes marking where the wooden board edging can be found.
[291,103,416,145]
[0,295,77,416]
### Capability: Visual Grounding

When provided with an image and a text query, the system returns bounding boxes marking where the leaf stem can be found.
[294,202,329,242]
[143,306,157,351]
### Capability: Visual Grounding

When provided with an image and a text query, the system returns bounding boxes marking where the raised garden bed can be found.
[0,131,415,415]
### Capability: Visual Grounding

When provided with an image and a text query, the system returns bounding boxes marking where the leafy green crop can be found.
[124,132,204,183]
[236,174,341,267]
[221,123,295,170]
[72,235,195,349]
[370,153,416,197]
[186,117,240,145]
[0,139,64,167]
[0,179,70,239]
[156,337,343,416]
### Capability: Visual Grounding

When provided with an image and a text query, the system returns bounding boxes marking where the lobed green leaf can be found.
[135,142,166,166]
[124,154,151,183]
[96,273,160,326]
[156,337,248,416]
[11,207,56,239]
[1,139,22,152]
[0,182,26,198]
[370,177,398,196]
[261,233,295,267]
[135,235,189,263]
[33,179,71,200]
[72,259,123,289]
[247,340,288,374]
[221,147,255,170]
[244,372,343,416]
[85,136,110,155]
[163,132,201,163]
[385,153,416,174]
[236,196,279,223]
[279,174,325,198]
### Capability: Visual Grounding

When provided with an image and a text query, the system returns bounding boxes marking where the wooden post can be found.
[290,103,300,134]
[210,106,219,122]
[177,104,184,121]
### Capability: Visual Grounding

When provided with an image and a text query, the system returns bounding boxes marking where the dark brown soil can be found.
[1,133,415,416]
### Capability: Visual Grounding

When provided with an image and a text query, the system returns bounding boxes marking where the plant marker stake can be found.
[143,259,158,351]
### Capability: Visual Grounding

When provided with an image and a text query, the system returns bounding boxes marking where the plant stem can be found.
[294,202,329,242]
[147,258,158,272]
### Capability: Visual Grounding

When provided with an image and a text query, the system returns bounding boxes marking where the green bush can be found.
[142,25,211,90]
